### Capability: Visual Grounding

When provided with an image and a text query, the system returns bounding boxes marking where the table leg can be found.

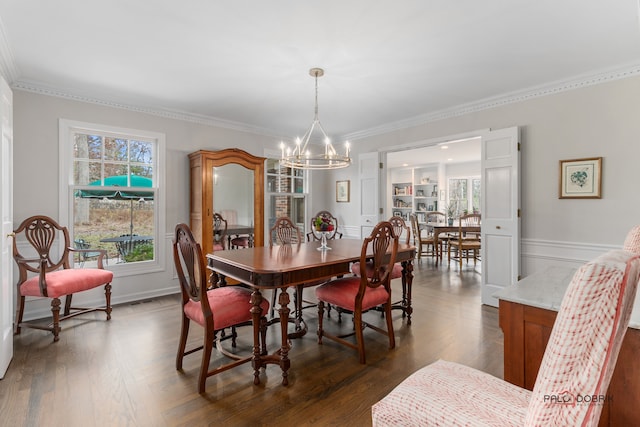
[403,260,414,324]
[277,289,291,386]
[250,289,265,385]
[434,230,441,265]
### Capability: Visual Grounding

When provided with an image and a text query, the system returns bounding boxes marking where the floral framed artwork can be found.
[336,180,350,202]
[559,157,602,199]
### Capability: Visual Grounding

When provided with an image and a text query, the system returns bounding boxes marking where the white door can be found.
[358,152,381,238]
[0,75,13,378]
[480,127,520,306]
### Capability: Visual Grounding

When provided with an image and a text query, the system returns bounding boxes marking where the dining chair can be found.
[173,223,269,394]
[268,216,305,320]
[351,216,412,322]
[372,247,640,426]
[409,213,435,259]
[306,210,343,242]
[447,212,481,270]
[11,215,114,342]
[316,220,399,364]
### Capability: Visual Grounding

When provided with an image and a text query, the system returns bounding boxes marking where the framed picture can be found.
[559,157,602,199]
[336,180,350,202]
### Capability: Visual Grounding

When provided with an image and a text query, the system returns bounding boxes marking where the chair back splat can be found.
[12,215,113,342]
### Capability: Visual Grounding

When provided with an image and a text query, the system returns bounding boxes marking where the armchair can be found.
[12,215,113,342]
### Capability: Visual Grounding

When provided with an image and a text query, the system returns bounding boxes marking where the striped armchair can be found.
[372,229,640,426]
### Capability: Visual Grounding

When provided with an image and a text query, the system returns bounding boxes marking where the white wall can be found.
[12,90,279,318]
[327,75,640,274]
[11,75,640,318]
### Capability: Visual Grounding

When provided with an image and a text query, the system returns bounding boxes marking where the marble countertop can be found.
[494,265,640,330]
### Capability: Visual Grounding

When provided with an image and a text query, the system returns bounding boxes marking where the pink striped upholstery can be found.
[525,249,640,426]
[372,359,531,426]
[623,224,640,253]
[372,249,640,427]
[20,268,114,298]
[184,286,269,330]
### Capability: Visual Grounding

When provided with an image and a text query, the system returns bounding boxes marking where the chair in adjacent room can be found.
[372,245,640,426]
[173,223,269,394]
[212,212,227,251]
[447,212,481,270]
[12,215,114,342]
[409,213,435,260]
[316,220,399,364]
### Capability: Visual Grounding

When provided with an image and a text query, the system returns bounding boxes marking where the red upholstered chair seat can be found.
[230,236,250,248]
[184,286,269,330]
[212,243,225,251]
[315,276,390,312]
[20,269,114,299]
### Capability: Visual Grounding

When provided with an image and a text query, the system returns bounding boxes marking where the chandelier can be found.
[280,68,351,170]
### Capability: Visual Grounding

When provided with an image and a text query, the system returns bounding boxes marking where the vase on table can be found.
[317,230,332,250]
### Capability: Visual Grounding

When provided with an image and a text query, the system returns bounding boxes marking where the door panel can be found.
[481,127,520,306]
[359,152,380,238]
[1,75,13,378]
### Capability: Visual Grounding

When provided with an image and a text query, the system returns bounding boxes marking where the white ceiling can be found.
[1,1,639,143]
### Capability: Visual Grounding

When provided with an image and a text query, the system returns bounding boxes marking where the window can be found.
[448,176,480,216]
[266,158,306,234]
[59,120,165,274]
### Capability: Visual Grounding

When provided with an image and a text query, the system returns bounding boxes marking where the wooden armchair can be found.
[447,213,481,270]
[12,215,113,342]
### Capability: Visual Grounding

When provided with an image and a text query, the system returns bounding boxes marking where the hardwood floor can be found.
[0,258,501,426]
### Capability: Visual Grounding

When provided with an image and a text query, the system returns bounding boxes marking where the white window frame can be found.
[59,119,166,276]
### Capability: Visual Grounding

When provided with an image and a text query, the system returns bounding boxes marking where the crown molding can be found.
[6,61,640,142]
[343,62,640,141]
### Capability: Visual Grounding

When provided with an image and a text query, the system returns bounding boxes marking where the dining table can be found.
[422,222,481,264]
[206,238,416,386]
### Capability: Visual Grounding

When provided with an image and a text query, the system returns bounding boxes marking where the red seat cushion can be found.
[351,261,403,280]
[213,243,225,251]
[315,276,389,312]
[20,268,114,298]
[184,286,270,330]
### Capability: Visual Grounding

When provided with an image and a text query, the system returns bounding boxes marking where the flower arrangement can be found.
[314,215,335,232]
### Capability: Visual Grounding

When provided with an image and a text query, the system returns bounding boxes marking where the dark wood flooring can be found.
[0,258,501,426]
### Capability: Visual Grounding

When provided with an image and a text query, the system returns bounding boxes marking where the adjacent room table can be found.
[422,222,481,264]
[206,238,416,386]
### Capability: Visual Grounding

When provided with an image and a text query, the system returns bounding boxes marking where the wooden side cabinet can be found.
[188,149,265,256]
[499,299,640,427]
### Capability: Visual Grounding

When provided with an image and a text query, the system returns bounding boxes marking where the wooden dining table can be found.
[422,222,481,264]
[206,238,416,387]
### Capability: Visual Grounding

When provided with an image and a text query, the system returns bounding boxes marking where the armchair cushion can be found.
[184,286,269,330]
[622,224,640,253]
[20,268,114,298]
[371,359,530,426]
